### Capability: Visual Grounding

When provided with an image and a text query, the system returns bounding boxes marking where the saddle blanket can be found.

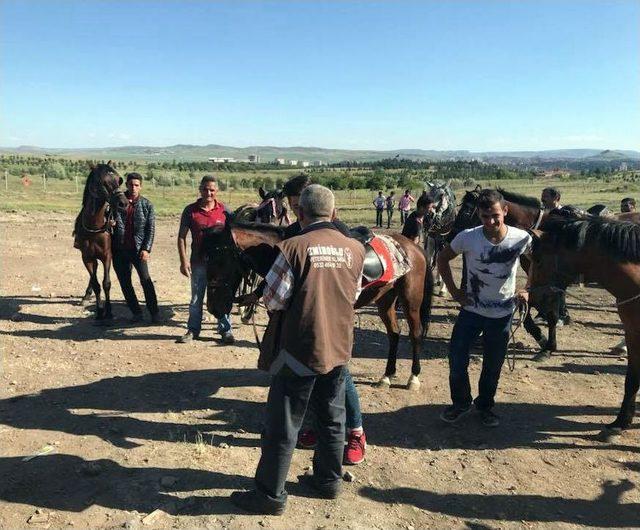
[365,235,412,287]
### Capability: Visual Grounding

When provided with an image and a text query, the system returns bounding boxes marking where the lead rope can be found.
[507,299,529,372]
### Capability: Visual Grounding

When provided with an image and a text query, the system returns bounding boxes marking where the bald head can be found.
[299,184,335,226]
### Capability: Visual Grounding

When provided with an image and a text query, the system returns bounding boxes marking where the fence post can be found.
[4,170,7,191]
[43,172,47,192]
[75,174,79,194]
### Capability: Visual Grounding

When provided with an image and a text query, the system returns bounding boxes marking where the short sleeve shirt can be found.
[450,226,532,318]
[401,211,423,240]
[373,196,385,209]
[180,199,227,264]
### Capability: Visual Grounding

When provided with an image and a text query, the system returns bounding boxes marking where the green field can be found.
[0,171,638,224]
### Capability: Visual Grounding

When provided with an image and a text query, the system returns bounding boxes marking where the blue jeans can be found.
[187,264,231,335]
[448,309,512,410]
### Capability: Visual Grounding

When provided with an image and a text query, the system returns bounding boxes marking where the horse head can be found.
[448,186,482,240]
[527,227,574,319]
[85,163,128,210]
[423,181,458,236]
[202,215,250,318]
[257,188,287,224]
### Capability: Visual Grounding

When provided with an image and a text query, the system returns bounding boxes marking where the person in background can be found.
[398,189,415,225]
[385,191,396,228]
[401,194,435,245]
[112,172,160,323]
[373,191,385,228]
[621,197,636,213]
[539,186,571,326]
[177,175,234,344]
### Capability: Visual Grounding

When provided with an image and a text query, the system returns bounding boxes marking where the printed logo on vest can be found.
[307,244,354,269]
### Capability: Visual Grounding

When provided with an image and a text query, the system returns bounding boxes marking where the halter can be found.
[80,177,124,234]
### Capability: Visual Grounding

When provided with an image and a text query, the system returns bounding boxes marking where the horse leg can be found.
[375,290,401,387]
[523,312,545,347]
[399,288,424,391]
[84,260,103,319]
[103,256,113,320]
[606,334,640,433]
[81,280,93,304]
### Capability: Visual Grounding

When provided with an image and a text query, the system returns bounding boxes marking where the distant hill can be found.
[1,144,639,163]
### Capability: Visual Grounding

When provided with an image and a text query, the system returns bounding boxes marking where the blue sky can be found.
[2,0,639,151]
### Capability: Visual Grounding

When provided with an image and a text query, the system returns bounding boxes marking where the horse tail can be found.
[420,254,435,338]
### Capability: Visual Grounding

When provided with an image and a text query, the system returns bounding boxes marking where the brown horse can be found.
[234,187,289,225]
[74,163,128,320]
[203,217,434,389]
[528,217,640,433]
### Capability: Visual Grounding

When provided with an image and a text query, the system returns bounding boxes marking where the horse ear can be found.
[118,177,124,186]
[258,187,266,200]
[88,161,96,170]
[475,184,482,192]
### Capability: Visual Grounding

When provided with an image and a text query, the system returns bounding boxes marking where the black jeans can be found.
[448,309,512,410]
[113,249,158,316]
[254,365,346,506]
[375,209,384,227]
[386,208,394,228]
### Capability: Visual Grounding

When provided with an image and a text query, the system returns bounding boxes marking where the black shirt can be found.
[401,211,423,240]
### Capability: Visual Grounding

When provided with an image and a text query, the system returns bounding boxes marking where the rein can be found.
[507,299,529,372]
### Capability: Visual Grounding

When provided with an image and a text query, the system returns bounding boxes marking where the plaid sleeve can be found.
[263,252,295,312]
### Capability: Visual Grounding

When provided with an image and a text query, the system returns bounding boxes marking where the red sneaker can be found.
[297,429,317,449]
[344,430,366,465]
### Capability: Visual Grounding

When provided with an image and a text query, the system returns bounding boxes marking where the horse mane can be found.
[497,188,541,209]
[81,163,116,214]
[545,217,640,263]
[230,218,286,237]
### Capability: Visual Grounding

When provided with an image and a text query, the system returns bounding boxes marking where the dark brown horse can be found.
[528,217,640,434]
[203,217,434,389]
[450,187,557,355]
[234,187,289,225]
[74,163,128,320]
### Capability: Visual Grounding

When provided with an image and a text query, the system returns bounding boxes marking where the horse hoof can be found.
[406,375,421,391]
[241,316,251,325]
[598,426,623,442]
[532,351,551,362]
[376,376,392,388]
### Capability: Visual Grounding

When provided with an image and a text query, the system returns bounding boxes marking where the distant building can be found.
[620,162,628,171]
[289,160,298,166]
[209,157,237,163]
[275,158,286,165]
[300,161,310,167]
[248,154,260,163]
[312,160,325,166]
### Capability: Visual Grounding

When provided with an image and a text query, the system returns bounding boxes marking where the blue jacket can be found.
[113,195,155,253]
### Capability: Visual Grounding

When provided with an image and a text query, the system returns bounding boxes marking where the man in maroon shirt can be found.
[177,175,234,344]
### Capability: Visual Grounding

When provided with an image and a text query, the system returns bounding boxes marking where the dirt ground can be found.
[0,213,638,530]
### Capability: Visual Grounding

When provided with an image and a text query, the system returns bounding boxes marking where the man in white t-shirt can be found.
[437,189,531,427]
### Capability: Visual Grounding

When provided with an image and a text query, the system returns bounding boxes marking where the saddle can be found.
[347,226,384,283]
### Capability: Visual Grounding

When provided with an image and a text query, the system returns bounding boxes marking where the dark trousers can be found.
[375,209,384,227]
[386,209,394,228]
[448,309,512,410]
[400,210,409,225]
[254,365,346,506]
[113,249,158,316]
